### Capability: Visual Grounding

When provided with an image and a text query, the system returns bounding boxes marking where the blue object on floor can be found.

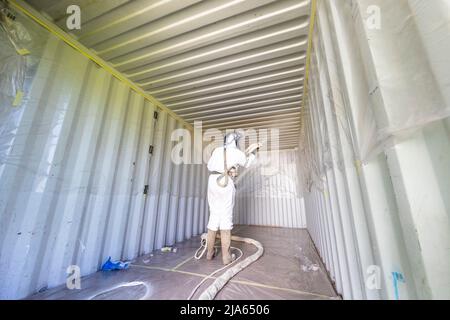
[101,256,130,271]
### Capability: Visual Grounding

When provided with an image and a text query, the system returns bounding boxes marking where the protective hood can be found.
[224,132,241,149]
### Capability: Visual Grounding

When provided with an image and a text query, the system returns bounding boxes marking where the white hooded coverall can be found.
[206,145,255,231]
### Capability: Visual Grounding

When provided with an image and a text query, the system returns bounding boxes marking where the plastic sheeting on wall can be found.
[234,149,306,229]
[299,0,450,300]
[0,8,208,299]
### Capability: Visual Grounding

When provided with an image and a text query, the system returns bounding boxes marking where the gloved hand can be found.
[246,142,263,155]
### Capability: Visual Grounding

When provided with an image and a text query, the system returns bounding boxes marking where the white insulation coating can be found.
[234,149,306,228]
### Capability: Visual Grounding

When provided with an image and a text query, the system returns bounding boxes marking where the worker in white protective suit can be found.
[206,132,261,265]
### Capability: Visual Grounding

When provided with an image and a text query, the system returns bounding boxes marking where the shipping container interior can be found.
[0,0,449,300]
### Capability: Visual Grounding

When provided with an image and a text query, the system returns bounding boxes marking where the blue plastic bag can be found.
[101,256,130,271]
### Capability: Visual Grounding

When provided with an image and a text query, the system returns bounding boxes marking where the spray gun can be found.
[246,142,262,156]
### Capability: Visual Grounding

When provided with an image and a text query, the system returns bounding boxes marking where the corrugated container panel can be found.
[0,13,207,299]
[234,150,306,228]
[299,0,450,300]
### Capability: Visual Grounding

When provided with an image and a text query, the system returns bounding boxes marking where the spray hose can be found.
[216,147,229,188]
[189,233,264,300]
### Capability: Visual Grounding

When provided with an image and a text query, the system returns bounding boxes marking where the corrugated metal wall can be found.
[0,14,208,299]
[235,150,306,228]
[300,0,450,300]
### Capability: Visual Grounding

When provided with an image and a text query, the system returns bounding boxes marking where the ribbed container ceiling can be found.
[26,0,310,149]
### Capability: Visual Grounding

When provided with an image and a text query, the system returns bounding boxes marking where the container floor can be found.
[27,225,339,300]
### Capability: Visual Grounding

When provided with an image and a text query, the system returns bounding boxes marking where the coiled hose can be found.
[188,233,264,300]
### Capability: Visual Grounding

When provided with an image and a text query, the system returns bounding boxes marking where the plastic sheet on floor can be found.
[27,226,339,300]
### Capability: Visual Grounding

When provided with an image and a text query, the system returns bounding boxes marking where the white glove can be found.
[246,142,263,155]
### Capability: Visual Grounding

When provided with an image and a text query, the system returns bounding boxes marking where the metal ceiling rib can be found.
[26,0,311,149]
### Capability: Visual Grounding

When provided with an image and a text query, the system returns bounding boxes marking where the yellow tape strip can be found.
[16,48,30,56]
[229,278,338,300]
[355,159,363,176]
[300,0,318,124]
[12,90,24,106]
[131,263,207,278]
[8,0,193,131]
[172,256,194,271]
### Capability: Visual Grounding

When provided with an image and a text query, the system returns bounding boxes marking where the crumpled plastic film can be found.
[0,6,113,196]
[0,53,26,105]
[0,5,48,176]
[0,5,34,104]
[334,0,450,161]
[298,112,317,194]
[297,78,326,194]
[362,0,450,141]
[297,0,450,192]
